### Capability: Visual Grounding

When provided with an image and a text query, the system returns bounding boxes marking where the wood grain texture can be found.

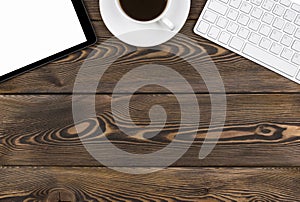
[1,21,300,93]
[0,167,299,201]
[1,0,299,200]
[1,94,300,166]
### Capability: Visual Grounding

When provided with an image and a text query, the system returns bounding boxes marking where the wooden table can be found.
[1,0,300,201]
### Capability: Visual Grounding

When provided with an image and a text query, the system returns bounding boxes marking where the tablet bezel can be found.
[0,0,97,83]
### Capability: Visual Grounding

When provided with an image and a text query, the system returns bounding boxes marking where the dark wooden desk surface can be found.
[1,0,300,201]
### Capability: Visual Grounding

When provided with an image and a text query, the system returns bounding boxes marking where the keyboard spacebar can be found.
[243,43,297,77]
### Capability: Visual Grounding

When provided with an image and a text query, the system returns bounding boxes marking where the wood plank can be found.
[1,94,300,167]
[1,20,299,93]
[84,0,205,21]
[0,167,299,201]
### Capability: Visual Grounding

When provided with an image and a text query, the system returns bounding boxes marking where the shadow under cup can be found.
[118,0,169,22]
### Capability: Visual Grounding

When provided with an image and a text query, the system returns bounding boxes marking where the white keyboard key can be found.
[240,2,253,13]
[216,17,229,28]
[295,15,300,26]
[220,0,229,3]
[273,4,285,16]
[281,47,293,60]
[262,0,275,11]
[249,32,261,44]
[227,8,239,20]
[251,0,263,6]
[259,24,271,36]
[270,42,283,54]
[292,40,300,52]
[203,10,218,23]
[284,9,296,21]
[251,7,263,18]
[280,0,291,7]
[227,21,239,33]
[281,35,293,46]
[229,36,244,50]
[295,28,300,39]
[197,21,210,34]
[208,26,221,39]
[283,22,296,34]
[209,0,228,15]
[270,29,283,41]
[297,71,300,80]
[248,19,261,30]
[230,0,242,8]
[243,43,298,76]
[218,31,231,44]
[259,37,272,49]
[238,14,250,25]
[238,27,250,38]
[292,53,300,65]
[262,12,274,24]
[273,17,285,29]
[291,3,300,12]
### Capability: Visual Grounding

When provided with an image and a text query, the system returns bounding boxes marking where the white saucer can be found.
[100,0,191,47]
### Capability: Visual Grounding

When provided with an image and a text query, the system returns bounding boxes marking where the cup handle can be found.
[160,17,175,31]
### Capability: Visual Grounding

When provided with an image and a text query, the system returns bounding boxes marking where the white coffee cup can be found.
[115,0,175,30]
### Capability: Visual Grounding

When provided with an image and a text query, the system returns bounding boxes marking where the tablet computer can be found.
[0,0,97,83]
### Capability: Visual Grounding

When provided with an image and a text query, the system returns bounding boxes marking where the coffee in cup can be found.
[115,0,175,30]
[119,0,168,22]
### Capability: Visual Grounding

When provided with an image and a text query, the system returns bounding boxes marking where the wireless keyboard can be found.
[194,0,300,84]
